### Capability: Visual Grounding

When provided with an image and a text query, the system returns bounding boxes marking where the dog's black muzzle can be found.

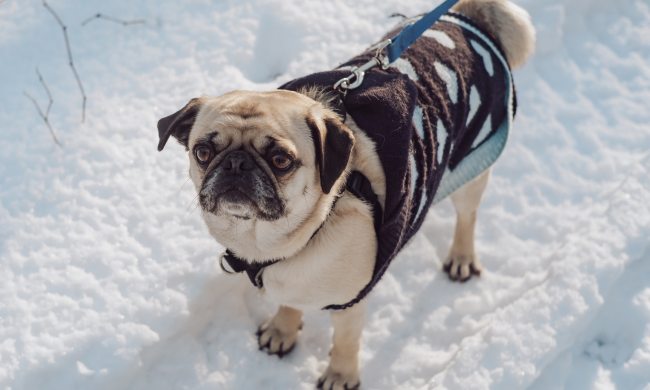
[199,150,284,220]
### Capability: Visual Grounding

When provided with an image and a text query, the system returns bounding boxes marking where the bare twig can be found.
[24,88,62,147]
[25,68,61,146]
[42,0,87,123]
[81,13,146,27]
[36,67,53,117]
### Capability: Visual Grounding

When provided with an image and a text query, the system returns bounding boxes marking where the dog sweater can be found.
[281,12,516,309]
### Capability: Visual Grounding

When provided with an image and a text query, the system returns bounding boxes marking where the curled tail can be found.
[452,0,536,69]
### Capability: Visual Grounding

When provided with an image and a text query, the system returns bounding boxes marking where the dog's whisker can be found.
[185,194,201,214]
[177,177,192,195]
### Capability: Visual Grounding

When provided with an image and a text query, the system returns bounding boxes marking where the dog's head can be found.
[157,90,354,260]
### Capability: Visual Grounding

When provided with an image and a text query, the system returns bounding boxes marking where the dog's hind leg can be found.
[443,169,490,282]
[256,305,303,358]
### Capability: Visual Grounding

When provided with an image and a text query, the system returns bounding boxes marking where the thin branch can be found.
[81,13,146,27]
[36,67,53,117]
[25,68,61,147]
[42,0,87,123]
[24,91,62,147]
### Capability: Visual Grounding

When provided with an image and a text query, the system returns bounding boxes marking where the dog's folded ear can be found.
[306,114,355,194]
[157,98,203,151]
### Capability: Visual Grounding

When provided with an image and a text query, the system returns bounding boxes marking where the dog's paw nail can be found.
[459,265,471,280]
[276,342,286,358]
[317,368,360,390]
[444,254,482,282]
[256,321,299,358]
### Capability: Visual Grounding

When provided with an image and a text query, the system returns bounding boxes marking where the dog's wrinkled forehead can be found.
[188,90,317,155]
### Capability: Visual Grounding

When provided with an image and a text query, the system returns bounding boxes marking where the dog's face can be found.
[157,90,354,260]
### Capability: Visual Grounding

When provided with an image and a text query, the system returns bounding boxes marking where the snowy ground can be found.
[1,0,649,389]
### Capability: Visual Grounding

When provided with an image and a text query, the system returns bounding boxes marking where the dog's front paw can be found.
[443,252,482,282]
[256,320,300,358]
[317,366,360,390]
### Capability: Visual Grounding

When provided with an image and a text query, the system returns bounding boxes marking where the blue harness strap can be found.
[386,0,460,63]
[334,0,460,93]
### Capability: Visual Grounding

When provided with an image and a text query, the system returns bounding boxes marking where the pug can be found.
[156,0,535,388]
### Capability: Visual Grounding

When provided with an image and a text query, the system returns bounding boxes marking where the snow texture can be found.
[1,0,649,389]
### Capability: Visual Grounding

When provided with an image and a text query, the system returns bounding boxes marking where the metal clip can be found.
[334,39,391,93]
[371,38,392,69]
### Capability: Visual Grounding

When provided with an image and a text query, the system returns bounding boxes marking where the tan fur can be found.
[189,91,348,262]
[263,193,375,309]
[445,169,491,280]
[257,306,303,355]
[318,301,365,389]
[453,0,536,69]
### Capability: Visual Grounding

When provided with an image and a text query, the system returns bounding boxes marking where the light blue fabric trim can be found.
[433,117,509,204]
[433,14,515,204]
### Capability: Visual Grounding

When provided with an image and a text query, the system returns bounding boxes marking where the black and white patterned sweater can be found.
[280,12,516,309]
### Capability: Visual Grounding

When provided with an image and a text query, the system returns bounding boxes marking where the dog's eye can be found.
[270,153,293,171]
[194,145,213,165]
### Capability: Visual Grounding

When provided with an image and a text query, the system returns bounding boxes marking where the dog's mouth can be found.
[216,187,256,219]
[199,170,285,221]
[219,186,253,203]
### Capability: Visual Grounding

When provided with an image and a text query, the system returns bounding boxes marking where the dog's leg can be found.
[443,169,490,282]
[257,305,303,358]
[317,300,365,390]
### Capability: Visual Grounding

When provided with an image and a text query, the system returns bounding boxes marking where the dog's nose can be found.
[222,150,255,174]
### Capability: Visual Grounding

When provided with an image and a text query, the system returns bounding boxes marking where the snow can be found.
[1,0,649,389]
